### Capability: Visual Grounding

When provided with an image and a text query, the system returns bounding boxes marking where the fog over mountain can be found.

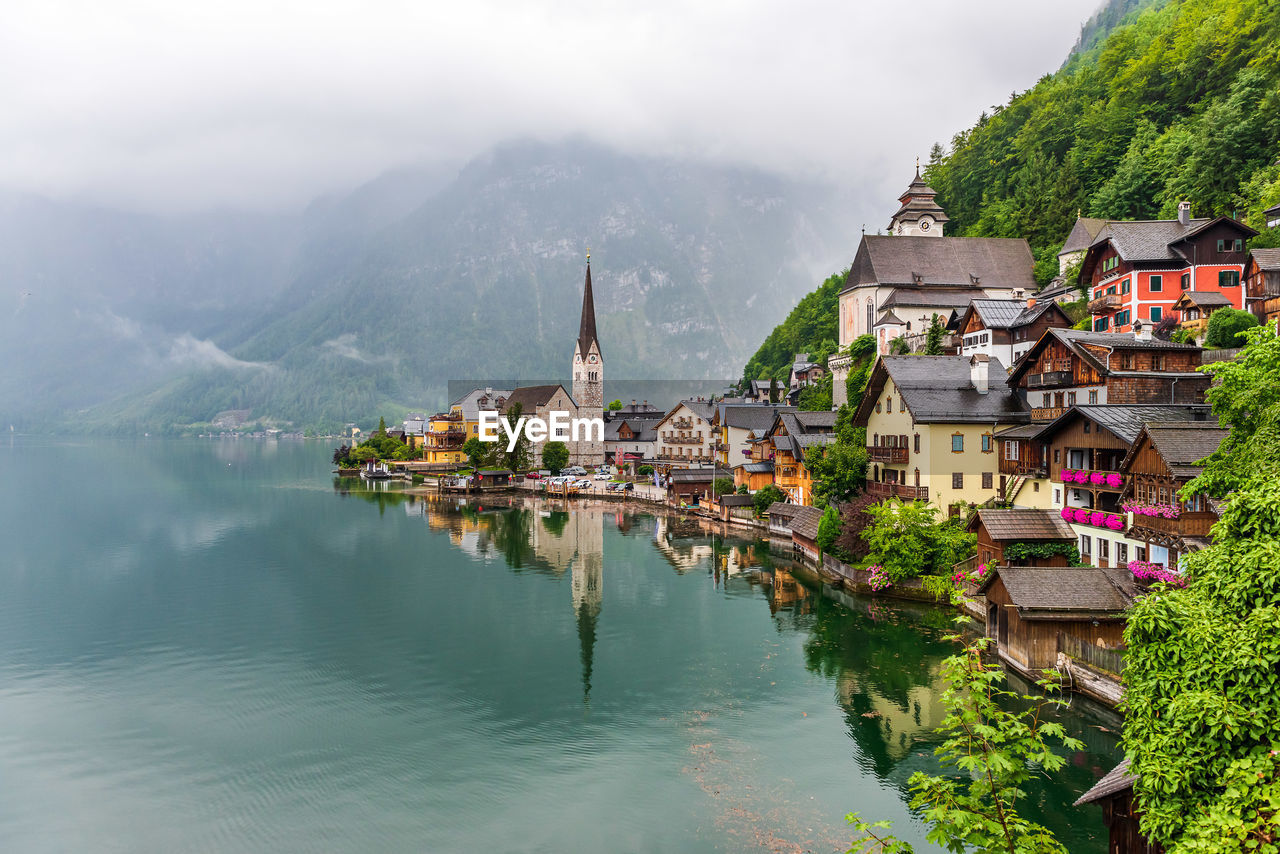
[1,139,854,431]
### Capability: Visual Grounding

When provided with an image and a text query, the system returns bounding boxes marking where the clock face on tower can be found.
[589,355,597,364]
[919,219,930,231]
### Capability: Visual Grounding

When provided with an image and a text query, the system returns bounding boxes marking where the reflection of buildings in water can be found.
[402,499,424,518]
[835,664,948,764]
[765,568,811,615]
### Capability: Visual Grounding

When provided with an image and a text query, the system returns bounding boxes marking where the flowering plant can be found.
[1073,470,1091,484]
[1089,511,1106,527]
[952,562,989,586]
[867,564,891,591]
[1060,507,1074,521]
[1105,514,1125,531]
[1073,508,1091,524]
[1122,501,1181,519]
[1129,560,1187,588]
[1059,469,1075,483]
[1105,473,1123,488]
[1090,471,1106,485]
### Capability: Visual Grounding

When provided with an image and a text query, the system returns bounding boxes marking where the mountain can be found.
[922,0,1280,282]
[0,140,854,433]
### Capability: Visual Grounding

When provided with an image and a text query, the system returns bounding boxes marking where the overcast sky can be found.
[1,0,1100,216]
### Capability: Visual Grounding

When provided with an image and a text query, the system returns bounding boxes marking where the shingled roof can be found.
[854,356,1029,426]
[972,509,1075,542]
[719,404,794,432]
[843,235,1036,292]
[1058,216,1109,257]
[1121,421,1228,479]
[1075,760,1136,806]
[576,261,599,358]
[1173,290,1233,310]
[1087,216,1257,264]
[978,566,1136,619]
[881,288,984,310]
[767,502,798,519]
[1252,247,1280,272]
[1007,328,1202,387]
[502,384,570,411]
[1037,404,1213,446]
[789,505,824,541]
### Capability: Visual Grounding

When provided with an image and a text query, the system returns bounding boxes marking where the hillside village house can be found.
[969,508,1077,570]
[1171,290,1234,341]
[603,417,657,470]
[653,400,717,469]
[752,410,837,506]
[954,298,1072,367]
[424,411,469,465]
[1032,404,1212,570]
[1078,204,1256,334]
[853,354,1029,512]
[996,328,1207,504]
[1245,247,1280,325]
[713,403,794,468]
[1119,421,1227,571]
[829,170,1037,404]
[1074,761,1159,854]
[786,354,825,403]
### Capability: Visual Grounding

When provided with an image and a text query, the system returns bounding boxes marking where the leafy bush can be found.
[752,484,786,518]
[1204,308,1259,349]
[862,500,976,581]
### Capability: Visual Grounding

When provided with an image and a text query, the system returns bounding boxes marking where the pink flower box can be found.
[1089,511,1106,527]
[1061,507,1074,521]
[1073,508,1090,524]
[1059,469,1075,483]
[1106,514,1125,530]
[1090,471,1106,485]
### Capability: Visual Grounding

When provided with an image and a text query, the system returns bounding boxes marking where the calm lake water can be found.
[0,439,1121,853]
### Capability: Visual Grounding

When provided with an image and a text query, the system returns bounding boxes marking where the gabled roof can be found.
[1172,290,1233,310]
[1120,421,1228,479]
[450,387,513,421]
[1086,216,1257,264]
[889,170,949,227]
[843,235,1036,292]
[790,505,824,540]
[717,494,755,507]
[881,289,984,310]
[1036,404,1213,446]
[736,460,774,474]
[604,419,658,443]
[978,566,1136,618]
[1006,328,1202,387]
[719,404,795,432]
[971,509,1075,542]
[767,502,798,518]
[1249,247,1280,272]
[960,298,1069,332]
[1057,216,1108,256]
[853,356,1028,426]
[1075,760,1136,806]
[503,384,570,411]
[667,467,733,483]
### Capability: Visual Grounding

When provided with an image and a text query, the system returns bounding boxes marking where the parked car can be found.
[576,479,593,489]
[563,466,588,477]
[525,471,541,480]
[593,473,610,480]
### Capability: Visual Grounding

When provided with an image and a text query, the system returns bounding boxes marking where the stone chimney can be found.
[970,354,990,394]
[1133,320,1152,343]
[1178,201,1191,227]
[1026,296,1037,310]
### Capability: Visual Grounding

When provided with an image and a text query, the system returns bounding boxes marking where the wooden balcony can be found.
[1130,512,1216,539]
[866,481,929,501]
[1027,371,1073,389]
[1179,317,1209,336]
[1031,406,1066,421]
[1088,294,1123,314]
[868,445,908,463]
[672,418,694,429]
[998,458,1047,477]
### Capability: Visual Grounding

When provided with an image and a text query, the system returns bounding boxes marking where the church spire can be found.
[577,253,599,358]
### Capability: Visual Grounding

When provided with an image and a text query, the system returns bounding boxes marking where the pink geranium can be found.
[1060,469,1075,483]
[1106,514,1124,530]
[1074,470,1091,484]
[1074,508,1090,524]
[1089,511,1106,527]
[1105,473,1123,488]
[1061,507,1074,521]
[1090,471,1106,485]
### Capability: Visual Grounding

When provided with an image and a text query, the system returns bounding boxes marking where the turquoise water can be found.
[0,439,1120,852]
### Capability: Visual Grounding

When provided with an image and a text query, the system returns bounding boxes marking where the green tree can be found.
[752,484,786,518]
[1122,327,1280,851]
[541,441,569,474]
[768,376,780,404]
[848,635,1081,854]
[888,336,911,355]
[862,500,975,581]
[797,373,833,411]
[1204,308,1260,349]
[816,504,841,556]
[638,465,654,477]
[924,314,946,355]
[377,416,387,435]
[807,440,869,507]
[710,477,735,497]
[461,437,487,470]
[736,484,748,495]
[608,399,623,411]
[502,402,530,471]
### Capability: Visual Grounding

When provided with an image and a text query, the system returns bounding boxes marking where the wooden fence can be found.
[1058,632,1125,676]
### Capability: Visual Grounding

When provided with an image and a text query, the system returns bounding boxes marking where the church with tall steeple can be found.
[888,163,949,237]
[571,255,605,466]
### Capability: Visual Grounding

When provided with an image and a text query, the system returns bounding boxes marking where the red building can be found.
[1078,203,1256,334]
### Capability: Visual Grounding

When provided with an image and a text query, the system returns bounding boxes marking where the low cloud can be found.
[166,334,274,371]
[320,333,391,364]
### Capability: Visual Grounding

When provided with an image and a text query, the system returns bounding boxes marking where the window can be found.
[1042,393,1050,407]
[899,398,906,412]
[1220,270,1240,288]
[913,434,920,454]
[1117,543,1128,565]
[1095,317,1109,331]
[1136,546,1146,562]
[886,396,893,410]
[875,402,881,413]
[1106,285,1117,296]
[1034,481,1041,492]
[1181,272,1191,290]
[952,433,964,453]
[1099,539,1109,563]
[1004,440,1019,460]
[1054,488,1061,504]
[1150,274,1163,292]
[1054,449,1060,463]
[1217,239,1244,253]
[952,472,964,489]
[981,433,993,453]
[1080,535,1091,557]
[982,472,993,489]
[1150,306,1163,322]
[1088,389,1098,404]
[1115,309,1130,327]
[1067,392,1077,405]
[1121,278,1131,294]
[1084,420,1091,433]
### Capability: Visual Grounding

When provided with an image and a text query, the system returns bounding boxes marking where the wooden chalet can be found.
[969,509,1076,569]
[1171,289,1233,340]
[954,297,1071,366]
[733,460,775,493]
[666,466,733,506]
[709,493,755,524]
[1245,247,1280,325]
[1119,421,1227,570]
[1034,404,1212,568]
[766,502,799,538]
[788,505,823,562]
[759,410,837,506]
[1077,207,1256,334]
[1075,760,1161,854]
[977,565,1136,677]
[1006,328,1207,423]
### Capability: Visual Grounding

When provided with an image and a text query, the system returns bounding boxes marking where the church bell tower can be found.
[572,254,605,466]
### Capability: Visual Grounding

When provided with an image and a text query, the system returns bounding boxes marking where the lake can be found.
[0,438,1121,853]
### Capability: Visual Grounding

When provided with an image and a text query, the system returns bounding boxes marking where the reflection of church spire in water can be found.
[570,509,604,706]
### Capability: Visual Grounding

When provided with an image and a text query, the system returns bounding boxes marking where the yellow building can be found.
[755,410,838,506]
[423,412,468,465]
[852,354,1030,513]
